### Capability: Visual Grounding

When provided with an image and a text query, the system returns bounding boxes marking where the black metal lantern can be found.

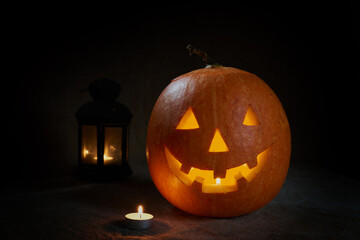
[75,78,132,181]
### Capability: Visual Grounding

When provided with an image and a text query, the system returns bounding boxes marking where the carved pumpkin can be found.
[146,47,291,217]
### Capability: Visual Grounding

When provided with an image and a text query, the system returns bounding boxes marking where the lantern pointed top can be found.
[75,78,132,124]
[89,78,121,101]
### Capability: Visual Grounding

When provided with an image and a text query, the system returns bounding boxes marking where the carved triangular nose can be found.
[208,129,229,152]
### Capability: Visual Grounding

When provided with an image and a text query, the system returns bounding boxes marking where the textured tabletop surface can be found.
[1,164,359,240]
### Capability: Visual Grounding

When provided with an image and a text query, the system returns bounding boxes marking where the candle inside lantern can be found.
[83,144,116,162]
[125,205,153,229]
[83,149,89,158]
[93,154,114,161]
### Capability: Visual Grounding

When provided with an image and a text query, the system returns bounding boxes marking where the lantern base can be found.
[77,162,132,182]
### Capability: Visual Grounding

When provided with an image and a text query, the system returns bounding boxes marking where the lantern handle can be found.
[186,44,221,68]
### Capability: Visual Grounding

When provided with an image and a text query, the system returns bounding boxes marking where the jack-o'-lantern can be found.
[146,45,291,217]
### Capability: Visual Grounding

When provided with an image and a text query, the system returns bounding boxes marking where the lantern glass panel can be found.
[81,125,97,165]
[104,126,123,166]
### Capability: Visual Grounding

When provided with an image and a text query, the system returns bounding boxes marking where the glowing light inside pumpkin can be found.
[243,106,259,126]
[164,145,270,193]
[176,107,199,130]
[208,129,229,152]
[216,178,220,185]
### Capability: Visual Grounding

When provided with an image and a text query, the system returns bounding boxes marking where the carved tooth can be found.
[180,163,192,174]
[246,157,258,169]
[164,145,271,194]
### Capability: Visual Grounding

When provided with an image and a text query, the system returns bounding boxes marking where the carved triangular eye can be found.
[176,107,200,130]
[243,106,259,126]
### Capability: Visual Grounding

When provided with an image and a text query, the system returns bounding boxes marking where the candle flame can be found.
[83,149,89,158]
[103,154,114,161]
[93,154,114,161]
[216,178,221,185]
[138,205,143,218]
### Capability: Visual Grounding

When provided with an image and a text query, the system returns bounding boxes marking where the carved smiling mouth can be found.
[164,145,271,194]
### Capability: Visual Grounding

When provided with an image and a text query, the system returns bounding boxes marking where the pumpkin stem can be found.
[186,44,220,67]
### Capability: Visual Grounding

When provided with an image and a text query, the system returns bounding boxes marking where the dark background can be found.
[3,1,358,184]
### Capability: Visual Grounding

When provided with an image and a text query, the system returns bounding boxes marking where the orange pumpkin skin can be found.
[147,66,291,217]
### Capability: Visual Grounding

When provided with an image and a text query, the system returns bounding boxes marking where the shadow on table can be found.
[103,219,171,237]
